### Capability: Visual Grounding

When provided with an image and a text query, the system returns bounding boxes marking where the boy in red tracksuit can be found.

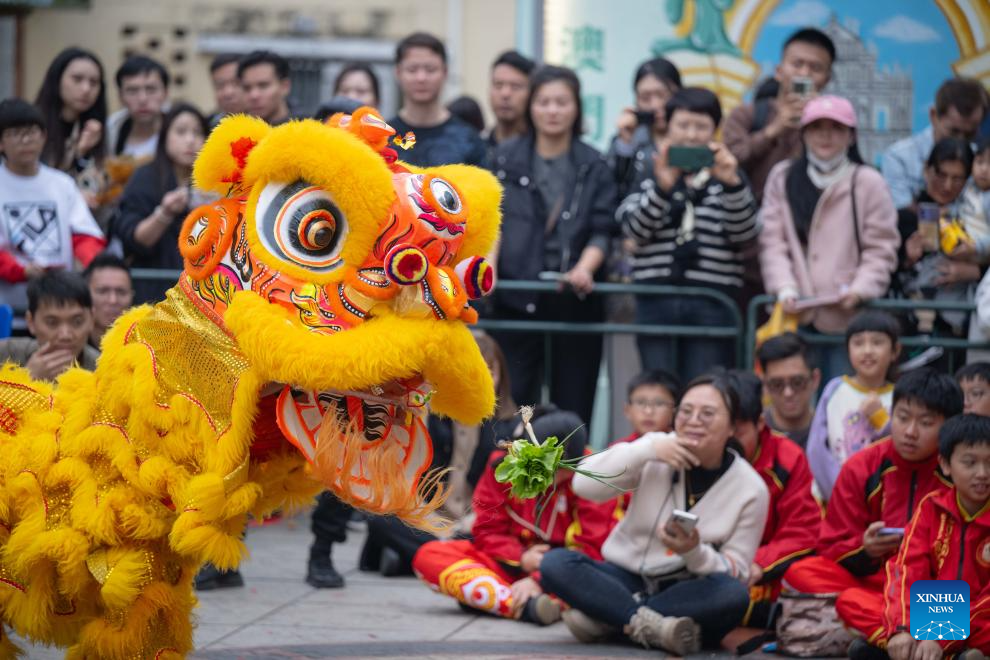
[783,369,963,645]
[880,414,990,660]
[609,370,680,521]
[413,408,613,625]
[727,371,822,629]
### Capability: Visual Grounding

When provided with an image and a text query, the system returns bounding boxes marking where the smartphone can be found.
[537,271,566,282]
[917,202,941,253]
[670,509,699,534]
[791,76,814,97]
[667,145,714,172]
[634,109,656,126]
[878,527,905,537]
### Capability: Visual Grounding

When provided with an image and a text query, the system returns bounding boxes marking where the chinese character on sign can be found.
[565,26,604,71]
[583,94,604,142]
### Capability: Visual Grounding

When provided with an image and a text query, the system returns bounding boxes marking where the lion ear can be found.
[193,114,272,194]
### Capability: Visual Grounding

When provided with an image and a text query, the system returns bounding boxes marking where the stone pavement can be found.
[14,510,769,659]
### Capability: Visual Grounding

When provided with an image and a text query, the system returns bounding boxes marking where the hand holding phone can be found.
[669,509,699,535]
[791,76,814,97]
[667,145,714,172]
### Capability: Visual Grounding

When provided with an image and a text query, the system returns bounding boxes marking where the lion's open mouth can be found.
[274,377,446,530]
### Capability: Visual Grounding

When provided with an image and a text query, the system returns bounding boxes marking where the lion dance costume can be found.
[0,108,501,658]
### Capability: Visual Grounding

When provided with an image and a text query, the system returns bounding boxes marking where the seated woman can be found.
[540,373,769,654]
[412,408,613,625]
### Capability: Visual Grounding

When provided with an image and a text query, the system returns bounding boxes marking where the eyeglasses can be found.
[2,126,43,143]
[765,375,812,395]
[675,405,721,426]
[630,398,674,411]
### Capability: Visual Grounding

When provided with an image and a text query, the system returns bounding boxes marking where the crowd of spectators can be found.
[2,23,990,659]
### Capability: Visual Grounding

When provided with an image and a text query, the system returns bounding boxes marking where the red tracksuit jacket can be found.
[819,438,951,577]
[471,450,613,576]
[751,426,822,582]
[883,487,990,650]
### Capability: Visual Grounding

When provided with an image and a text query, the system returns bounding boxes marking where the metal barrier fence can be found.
[744,294,990,372]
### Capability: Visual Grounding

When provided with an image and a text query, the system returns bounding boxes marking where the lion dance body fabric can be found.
[0,108,501,658]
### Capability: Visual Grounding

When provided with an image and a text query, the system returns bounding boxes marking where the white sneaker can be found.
[626,606,701,655]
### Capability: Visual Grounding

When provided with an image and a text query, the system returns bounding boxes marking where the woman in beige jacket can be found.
[539,373,769,654]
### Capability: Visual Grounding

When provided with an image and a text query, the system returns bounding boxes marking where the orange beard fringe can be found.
[310,411,452,534]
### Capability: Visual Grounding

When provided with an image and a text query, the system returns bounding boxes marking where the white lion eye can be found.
[255,180,348,271]
[429,178,462,214]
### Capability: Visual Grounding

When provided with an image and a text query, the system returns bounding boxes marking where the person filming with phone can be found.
[618,87,757,381]
[724,28,834,204]
[759,95,899,380]
[540,373,769,654]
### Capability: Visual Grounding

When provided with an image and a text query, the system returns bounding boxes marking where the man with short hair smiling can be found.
[758,332,821,450]
[238,50,292,126]
[83,252,133,349]
[388,32,486,167]
[0,270,98,381]
[882,77,989,208]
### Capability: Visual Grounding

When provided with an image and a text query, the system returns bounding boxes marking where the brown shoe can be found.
[626,606,701,655]
[561,608,617,642]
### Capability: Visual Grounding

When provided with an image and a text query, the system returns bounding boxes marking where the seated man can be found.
[783,368,963,645]
[758,333,821,451]
[882,414,990,660]
[83,252,133,349]
[412,408,613,625]
[726,370,821,631]
[0,270,98,381]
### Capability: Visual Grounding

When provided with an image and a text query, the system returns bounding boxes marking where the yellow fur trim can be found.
[192,114,271,195]
[224,290,495,423]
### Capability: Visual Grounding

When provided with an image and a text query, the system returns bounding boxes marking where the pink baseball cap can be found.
[800,95,857,129]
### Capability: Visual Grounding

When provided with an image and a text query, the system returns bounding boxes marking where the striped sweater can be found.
[617,173,758,289]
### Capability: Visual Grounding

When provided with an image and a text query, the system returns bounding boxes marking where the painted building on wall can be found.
[544,0,990,151]
[821,14,913,164]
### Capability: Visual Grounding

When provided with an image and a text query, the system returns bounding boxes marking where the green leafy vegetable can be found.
[493,406,627,501]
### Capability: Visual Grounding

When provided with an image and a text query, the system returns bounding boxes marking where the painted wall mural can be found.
[544,0,990,162]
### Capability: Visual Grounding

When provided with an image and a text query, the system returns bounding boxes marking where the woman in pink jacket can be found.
[759,95,900,378]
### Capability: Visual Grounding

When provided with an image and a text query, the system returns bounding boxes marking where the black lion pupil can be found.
[313,227,331,247]
[441,190,456,209]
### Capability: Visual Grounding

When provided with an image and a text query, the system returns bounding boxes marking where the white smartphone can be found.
[878,527,904,537]
[670,509,699,534]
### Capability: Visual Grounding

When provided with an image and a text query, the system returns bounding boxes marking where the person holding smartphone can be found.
[540,373,769,654]
[607,57,682,201]
[724,28,835,204]
[617,87,757,382]
[892,138,988,348]
[782,369,962,653]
